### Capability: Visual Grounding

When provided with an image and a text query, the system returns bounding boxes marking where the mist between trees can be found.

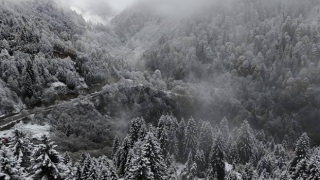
[1,0,320,179]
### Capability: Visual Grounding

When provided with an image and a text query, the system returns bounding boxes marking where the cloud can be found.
[57,0,137,24]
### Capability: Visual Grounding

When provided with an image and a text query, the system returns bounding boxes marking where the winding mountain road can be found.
[0,92,101,130]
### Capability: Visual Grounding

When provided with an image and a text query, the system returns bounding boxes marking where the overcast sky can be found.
[60,0,137,24]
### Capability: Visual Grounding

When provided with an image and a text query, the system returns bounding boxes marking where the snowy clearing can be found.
[0,122,50,139]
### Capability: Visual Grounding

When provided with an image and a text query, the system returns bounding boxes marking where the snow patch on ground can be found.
[225,162,233,172]
[236,172,242,179]
[0,122,50,139]
[51,82,66,88]
[175,163,185,176]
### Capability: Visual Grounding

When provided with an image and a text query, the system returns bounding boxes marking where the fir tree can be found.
[280,171,290,180]
[242,162,255,180]
[125,132,169,180]
[158,124,170,157]
[129,117,146,146]
[209,132,225,180]
[166,154,177,179]
[112,135,120,158]
[194,149,205,178]
[181,152,197,180]
[81,156,97,180]
[61,152,73,180]
[79,152,89,167]
[124,145,151,180]
[228,141,240,164]
[8,130,31,169]
[177,118,186,162]
[0,147,26,180]
[282,135,291,150]
[63,152,71,166]
[184,117,198,159]
[100,166,118,180]
[157,115,178,158]
[9,130,26,160]
[219,117,230,141]
[257,153,276,177]
[236,120,257,164]
[124,149,136,177]
[29,135,63,180]
[198,121,213,166]
[274,144,288,170]
[188,162,197,180]
[65,124,72,137]
[307,148,320,180]
[289,133,310,179]
[117,136,131,176]
[142,132,169,180]
[227,170,238,180]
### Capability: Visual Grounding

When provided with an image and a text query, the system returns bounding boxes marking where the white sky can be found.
[108,0,137,11]
[62,0,137,24]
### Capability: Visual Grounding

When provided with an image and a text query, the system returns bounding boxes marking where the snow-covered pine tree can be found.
[227,170,239,180]
[282,134,291,150]
[256,153,276,178]
[242,163,251,180]
[63,152,72,166]
[74,163,82,180]
[158,123,170,157]
[268,138,276,152]
[307,148,320,180]
[157,115,178,158]
[79,151,89,167]
[209,132,225,180]
[112,135,120,158]
[81,156,98,180]
[198,121,213,166]
[228,141,240,165]
[289,132,310,179]
[171,134,179,159]
[8,130,31,169]
[117,135,131,176]
[124,148,137,177]
[184,117,198,159]
[177,118,186,162]
[0,147,26,180]
[166,154,177,179]
[9,130,25,160]
[96,156,106,170]
[125,132,169,180]
[181,152,197,180]
[194,149,205,178]
[100,166,118,180]
[96,157,118,180]
[65,124,72,137]
[29,135,63,180]
[236,120,257,164]
[188,162,197,180]
[274,144,288,170]
[124,145,151,180]
[60,152,73,180]
[219,117,230,141]
[142,131,169,180]
[185,151,194,172]
[129,117,146,146]
[280,171,290,180]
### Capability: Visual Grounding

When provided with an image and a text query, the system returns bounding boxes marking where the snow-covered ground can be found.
[175,163,185,176]
[225,162,233,172]
[0,122,50,139]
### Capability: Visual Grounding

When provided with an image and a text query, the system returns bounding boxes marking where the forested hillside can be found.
[112,0,320,144]
[1,0,320,179]
[0,0,127,112]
